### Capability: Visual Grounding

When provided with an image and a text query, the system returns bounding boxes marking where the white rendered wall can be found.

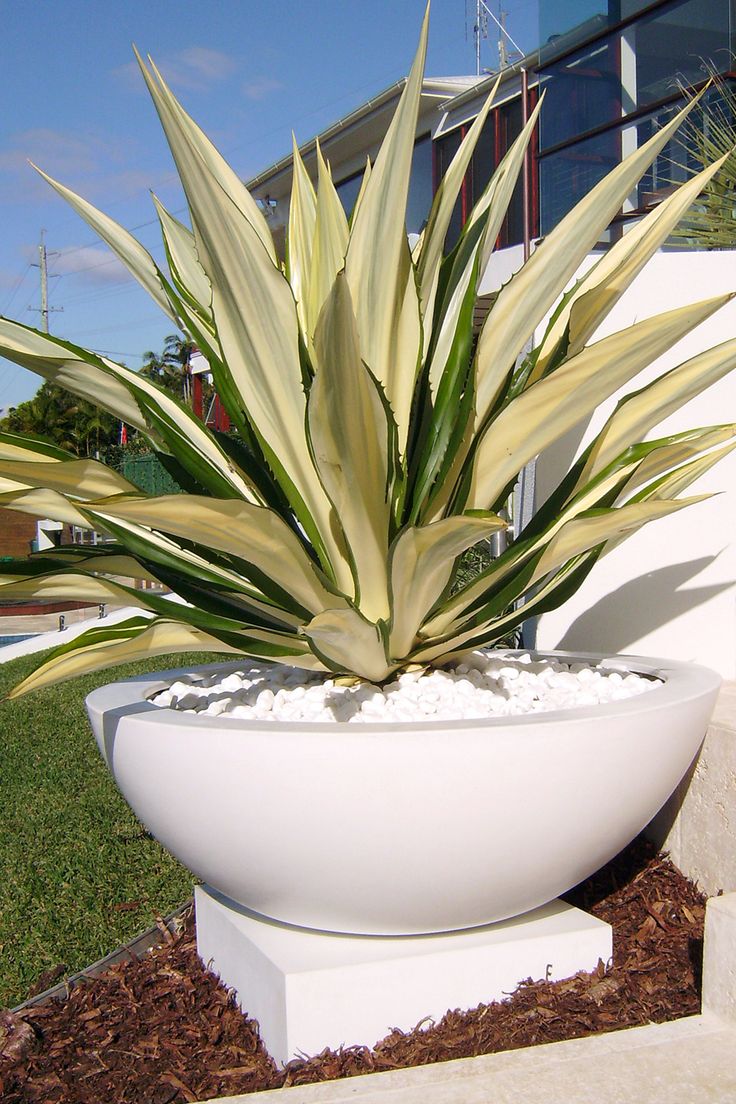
[531,250,736,677]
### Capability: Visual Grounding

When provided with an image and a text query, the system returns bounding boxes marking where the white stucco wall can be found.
[531,250,736,677]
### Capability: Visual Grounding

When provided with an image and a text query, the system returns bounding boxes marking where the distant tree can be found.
[0,382,118,457]
[0,334,215,465]
[140,334,195,400]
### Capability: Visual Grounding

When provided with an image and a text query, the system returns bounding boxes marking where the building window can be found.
[537,0,734,235]
[540,127,620,232]
[628,0,731,108]
[406,134,434,236]
[335,171,363,218]
[539,35,621,151]
[434,127,463,247]
[434,91,539,252]
[335,133,432,236]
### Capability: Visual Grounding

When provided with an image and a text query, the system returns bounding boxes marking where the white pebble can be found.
[150,652,658,725]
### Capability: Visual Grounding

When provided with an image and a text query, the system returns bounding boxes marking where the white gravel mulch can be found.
[151,651,657,724]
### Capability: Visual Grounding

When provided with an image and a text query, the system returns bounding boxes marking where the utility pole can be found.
[39,230,49,332]
[498,10,509,70]
[31,230,62,333]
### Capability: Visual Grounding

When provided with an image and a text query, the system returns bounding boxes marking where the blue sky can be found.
[0,0,539,410]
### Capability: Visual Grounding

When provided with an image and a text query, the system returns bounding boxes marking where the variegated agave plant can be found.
[2,13,736,698]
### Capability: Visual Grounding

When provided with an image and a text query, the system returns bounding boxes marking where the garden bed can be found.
[0,837,707,1104]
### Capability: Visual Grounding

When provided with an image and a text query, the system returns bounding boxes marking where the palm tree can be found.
[140,334,195,400]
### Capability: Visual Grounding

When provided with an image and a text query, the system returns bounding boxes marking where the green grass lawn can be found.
[0,648,230,1009]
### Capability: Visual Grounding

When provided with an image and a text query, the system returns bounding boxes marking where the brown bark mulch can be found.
[0,837,707,1104]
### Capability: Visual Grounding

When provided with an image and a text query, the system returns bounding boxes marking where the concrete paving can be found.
[0,603,154,663]
[204,1014,736,1103]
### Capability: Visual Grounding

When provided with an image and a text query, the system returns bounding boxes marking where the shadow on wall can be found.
[553,555,731,655]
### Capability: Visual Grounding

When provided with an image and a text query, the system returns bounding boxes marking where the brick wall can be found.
[0,508,37,559]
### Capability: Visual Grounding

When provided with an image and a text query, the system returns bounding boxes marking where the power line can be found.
[30,62,410,268]
[47,238,166,284]
[0,263,33,316]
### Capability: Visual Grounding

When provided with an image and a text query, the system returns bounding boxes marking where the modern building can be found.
[246,0,736,676]
[248,0,735,259]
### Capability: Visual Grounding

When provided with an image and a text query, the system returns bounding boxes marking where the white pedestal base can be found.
[195,886,612,1066]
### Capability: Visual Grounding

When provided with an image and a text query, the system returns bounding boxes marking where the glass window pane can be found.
[630,0,732,108]
[540,128,620,233]
[539,34,621,151]
[498,99,525,246]
[336,172,363,219]
[470,115,495,209]
[436,127,463,249]
[539,1,611,62]
[406,134,433,236]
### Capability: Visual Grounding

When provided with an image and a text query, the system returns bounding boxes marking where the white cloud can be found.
[242,76,284,101]
[0,127,154,207]
[50,245,129,287]
[115,46,237,94]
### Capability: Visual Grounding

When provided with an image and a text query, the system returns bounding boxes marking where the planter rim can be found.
[86,649,721,735]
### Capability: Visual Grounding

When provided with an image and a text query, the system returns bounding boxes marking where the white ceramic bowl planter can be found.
[85,651,720,936]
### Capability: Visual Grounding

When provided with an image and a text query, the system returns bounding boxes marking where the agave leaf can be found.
[151,194,213,319]
[579,334,736,484]
[138,54,349,583]
[3,616,236,700]
[286,136,317,338]
[473,98,545,274]
[306,142,349,340]
[87,493,344,617]
[343,8,427,453]
[467,295,731,510]
[350,156,372,226]
[0,548,157,583]
[629,440,736,504]
[0,431,75,462]
[0,319,153,435]
[617,425,736,499]
[530,154,731,385]
[80,504,301,609]
[412,103,544,527]
[135,49,276,263]
[426,99,544,403]
[0,320,258,502]
[308,273,393,619]
[0,457,138,500]
[302,607,393,682]
[414,551,602,663]
[408,251,480,524]
[423,424,733,641]
[417,76,500,327]
[473,94,704,428]
[0,571,154,608]
[0,486,93,529]
[32,164,178,323]
[529,498,699,585]
[389,513,506,657]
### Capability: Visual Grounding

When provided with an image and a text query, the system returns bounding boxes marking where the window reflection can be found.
[540,128,619,233]
[335,134,432,237]
[539,36,621,151]
[632,0,730,107]
[335,172,363,219]
[407,134,433,236]
[536,0,734,235]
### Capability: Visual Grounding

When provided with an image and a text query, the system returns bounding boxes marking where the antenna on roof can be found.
[471,1,524,75]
